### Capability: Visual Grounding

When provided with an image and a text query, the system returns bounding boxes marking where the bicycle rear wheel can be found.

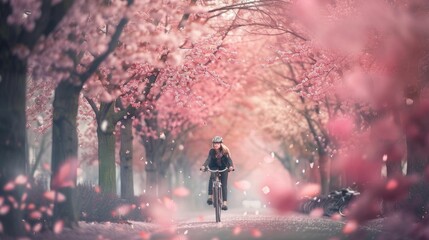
[213,186,221,222]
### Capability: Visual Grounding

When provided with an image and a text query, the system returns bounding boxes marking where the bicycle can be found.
[202,166,231,223]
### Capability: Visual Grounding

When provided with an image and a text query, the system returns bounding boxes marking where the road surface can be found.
[11,208,385,240]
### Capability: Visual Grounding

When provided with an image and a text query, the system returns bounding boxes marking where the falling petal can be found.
[33,223,42,233]
[386,179,398,191]
[115,204,132,216]
[7,196,16,205]
[298,184,321,198]
[44,191,66,202]
[46,208,53,216]
[139,231,151,240]
[331,213,342,221]
[173,187,190,197]
[166,198,177,211]
[4,181,15,191]
[234,180,251,191]
[0,206,10,215]
[309,208,324,218]
[43,163,50,171]
[27,203,35,210]
[15,175,28,185]
[343,220,358,234]
[251,228,262,238]
[51,158,78,189]
[233,226,242,235]
[24,222,31,232]
[53,220,64,234]
[262,186,270,194]
[30,211,42,219]
[21,192,28,202]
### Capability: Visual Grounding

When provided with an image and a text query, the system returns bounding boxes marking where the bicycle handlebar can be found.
[206,167,229,173]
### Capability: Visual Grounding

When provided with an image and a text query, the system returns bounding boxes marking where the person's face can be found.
[213,142,221,149]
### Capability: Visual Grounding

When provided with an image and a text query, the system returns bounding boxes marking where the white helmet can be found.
[212,136,223,143]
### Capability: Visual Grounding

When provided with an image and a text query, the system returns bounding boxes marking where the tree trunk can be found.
[120,116,134,199]
[406,133,429,219]
[97,102,116,194]
[51,81,80,228]
[145,160,158,196]
[0,53,27,236]
[157,161,171,198]
[142,117,164,197]
[319,153,330,195]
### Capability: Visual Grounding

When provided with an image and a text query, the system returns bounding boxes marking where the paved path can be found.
[11,208,385,240]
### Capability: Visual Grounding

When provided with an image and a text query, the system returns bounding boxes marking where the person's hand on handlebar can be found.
[228,166,235,172]
[200,166,207,172]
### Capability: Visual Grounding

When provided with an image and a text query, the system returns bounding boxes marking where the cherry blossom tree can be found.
[0,0,77,236]
[78,0,215,196]
[2,0,135,234]
[287,0,429,228]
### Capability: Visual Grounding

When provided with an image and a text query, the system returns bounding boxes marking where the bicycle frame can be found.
[206,167,228,223]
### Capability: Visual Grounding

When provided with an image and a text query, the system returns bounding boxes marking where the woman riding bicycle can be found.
[200,136,235,210]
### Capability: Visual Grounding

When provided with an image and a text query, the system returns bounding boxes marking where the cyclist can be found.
[200,136,235,210]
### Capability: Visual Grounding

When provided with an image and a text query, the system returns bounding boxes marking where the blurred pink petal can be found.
[309,208,324,218]
[51,158,78,189]
[251,228,262,238]
[7,196,16,205]
[0,206,10,215]
[115,204,132,216]
[53,220,64,234]
[234,180,251,191]
[261,173,297,213]
[33,223,42,233]
[21,192,28,202]
[24,222,31,232]
[30,211,42,219]
[331,213,342,221]
[163,197,177,211]
[27,203,35,210]
[46,208,53,216]
[15,175,28,185]
[386,179,398,191]
[233,226,242,235]
[139,231,151,240]
[43,191,66,202]
[380,176,416,201]
[173,187,190,197]
[42,163,50,171]
[0,197,3,206]
[298,184,321,198]
[327,117,354,141]
[343,220,359,234]
[4,181,15,191]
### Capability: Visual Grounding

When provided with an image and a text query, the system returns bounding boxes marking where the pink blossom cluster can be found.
[6,0,42,32]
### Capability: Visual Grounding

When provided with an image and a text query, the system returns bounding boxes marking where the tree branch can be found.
[84,96,100,118]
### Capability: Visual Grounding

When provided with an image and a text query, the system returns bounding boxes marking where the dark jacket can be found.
[202,148,234,169]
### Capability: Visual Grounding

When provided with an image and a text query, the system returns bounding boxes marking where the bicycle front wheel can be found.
[213,186,221,222]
